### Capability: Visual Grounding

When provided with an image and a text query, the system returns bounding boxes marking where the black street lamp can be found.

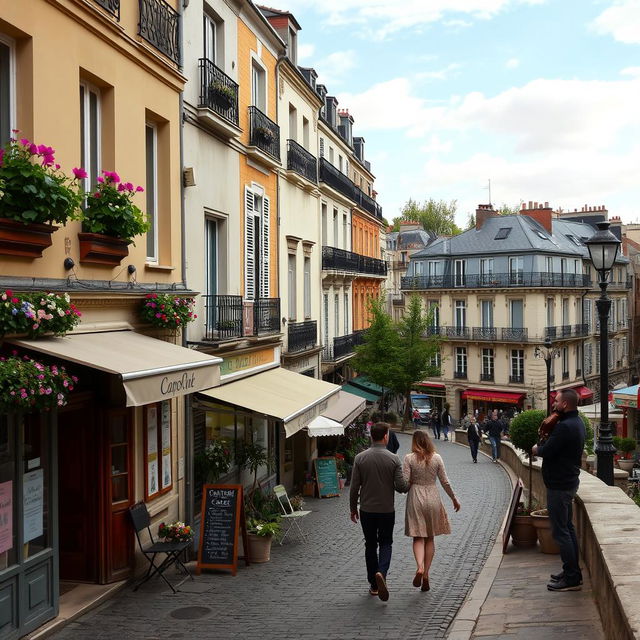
[535,337,560,414]
[585,221,621,486]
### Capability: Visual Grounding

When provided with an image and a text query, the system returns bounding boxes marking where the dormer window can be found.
[288,27,297,65]
[495,227,512,240]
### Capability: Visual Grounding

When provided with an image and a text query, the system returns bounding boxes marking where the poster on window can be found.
[0,481,12,554]
[23,469,43,543]
[161,400,172,490]
[146,405,159,496]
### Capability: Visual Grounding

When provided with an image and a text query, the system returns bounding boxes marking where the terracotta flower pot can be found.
[78,232,130,266]
[511,514,538,548]
[247,533,273,563]
[531,510,560,554]
[0,217,58,258]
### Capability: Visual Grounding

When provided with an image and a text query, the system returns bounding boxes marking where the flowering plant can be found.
[158,521,193,543]
[195,439,233,483]
[81,171,149,242]
[289,495,305,511]
[139,293,197,330]
[0,135,84,225]
[247,518,281,538]
[0,352,78,412]
[0,290,81,337]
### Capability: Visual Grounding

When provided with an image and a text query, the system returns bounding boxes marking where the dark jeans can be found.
[547,487,581,584]
[489,436,500,460]
[469,439,479,461]
[432,423,441,439]
[360,510,395,588]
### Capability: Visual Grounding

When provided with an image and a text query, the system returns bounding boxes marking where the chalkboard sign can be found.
[197,484,249,575]
[314,457,340,498]
[502,478,524,554]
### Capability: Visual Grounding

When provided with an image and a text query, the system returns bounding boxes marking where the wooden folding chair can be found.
[273,485,311,545]
[128,502,194,593]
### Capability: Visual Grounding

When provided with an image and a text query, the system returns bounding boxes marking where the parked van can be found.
[410,393,432,423]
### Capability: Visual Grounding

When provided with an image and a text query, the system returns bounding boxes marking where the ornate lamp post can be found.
[535,337,560,414]
[585,221,621,486]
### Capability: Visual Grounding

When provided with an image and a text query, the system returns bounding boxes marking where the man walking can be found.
[532,389,585,591]
[484,410,503,462]
[430,408,441,440]
[350,422,409,601]
[441,404,452,441]
[467,415,482,463]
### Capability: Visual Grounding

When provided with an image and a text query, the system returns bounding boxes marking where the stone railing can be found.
[454,429,640,640]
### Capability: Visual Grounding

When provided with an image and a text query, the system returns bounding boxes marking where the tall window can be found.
[321,203,327,246]
[608,339,614,369]
[343,214,348,250]
[302,116,309,148]
[562,347,569,377]
[251,60,266,112]
[510,349,524,381]
[205,218,218,298]
[80,81,101,193]
[482,348,494,380]
[244,186,270,300]
[510,299,523,328]
[509,256,524,284]
[428,261,438,278]
[428,301,439,331]
[455,347,467,377]
[323,293,329,347]
[545,256,553,273]
[203,13,223,65]
[622,337,627,365]
[481,300,493,328]
[547,297,554,328]
[0,36,14,147]
[454,259,466,287]
[304,257,311,319]
[145,123,158,262]
[343,292,349,334]
[454,300,466,331]
[480,258,493,281]
[584,298,592,333]
[288,253,296,320]
[585,343,593,375]
[562,298,569,327]
[333,207,338,246]
[334,293,339,336]
[288,103,297,140]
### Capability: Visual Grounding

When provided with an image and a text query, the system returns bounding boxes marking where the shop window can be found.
[144,401,172,501]
[109,412,131,505]
[0,415,17,570]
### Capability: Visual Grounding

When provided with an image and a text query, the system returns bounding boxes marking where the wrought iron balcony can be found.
[576,368,582,377]
[390,293,404,305]
[319,157,357,202]
[287,320,317,354]
[355,187,383,219]
[253,298,280,334]
[138,0,180,64]
[401,272,591,291]
[198,58,239,126]
[509,374,524,384]
[562,371,569,380]
[443,326,470,339]
[94,0,120,18]
[249,106,280,160]
[322,246,387,276]
[502,327,528,342]
[203,295,243,341]
[287,140,317,183]
[454,371,467,379]
[574,323,588,337]
[545,324,589,340]
[472,327,497,341]
[561,324,572,337]
[480,373,494,382]
[322,330,366,361]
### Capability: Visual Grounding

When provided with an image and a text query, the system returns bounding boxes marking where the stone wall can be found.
[455,430,640,640]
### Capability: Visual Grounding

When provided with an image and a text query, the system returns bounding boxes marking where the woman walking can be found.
[403,431,461,591]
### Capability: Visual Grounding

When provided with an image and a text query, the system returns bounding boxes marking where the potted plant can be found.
[0,136,84,257]
[208,81,236,110]
[78,171,149,265]
[530,508,560,554]
[511,500,539,547]
[254,125,275,145]
[158,521,193,543]
[139,293,197,332]
[194,438,233,484]
[614,436,637,473]
[244,487,281,562]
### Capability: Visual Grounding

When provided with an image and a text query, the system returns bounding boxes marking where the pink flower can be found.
[19,138,30,146]
[117,183,125,192]
[97,176,104,183]
[136,186,144,192]
[28,143,38,155]
[72,167,88,179]
[55,164,61,170]
[42,154,55,166]
[124,182,134,191]
[93,192,101,198]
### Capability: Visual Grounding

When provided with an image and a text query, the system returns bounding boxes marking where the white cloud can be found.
[313,50,357,86]
[505,57,520,69]
[591,0,640,45]
[620,66,640,76]
[416,63,462,81]
[420,135,453,154]
[298,43,315,62]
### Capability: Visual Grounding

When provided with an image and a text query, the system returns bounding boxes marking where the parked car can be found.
[410,394,432,423]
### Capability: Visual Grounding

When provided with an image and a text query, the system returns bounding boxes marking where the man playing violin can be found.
[532,388,585,591]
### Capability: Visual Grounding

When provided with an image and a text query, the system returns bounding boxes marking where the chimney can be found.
[522,200,553,233]
[475,203,497,230]
[337,109,354,146]
[353,136,365,162]
[325,95,338,128]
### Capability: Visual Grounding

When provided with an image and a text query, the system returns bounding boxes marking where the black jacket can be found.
[537,410,585,490]
[386,429,400,454]
[467,422,482,443]
[484,418,504,440]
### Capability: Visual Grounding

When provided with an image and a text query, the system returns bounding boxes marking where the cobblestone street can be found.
[54,435,511,640]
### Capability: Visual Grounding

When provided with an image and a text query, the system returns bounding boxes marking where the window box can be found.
[78,232,130,266]
[0,217,58,258]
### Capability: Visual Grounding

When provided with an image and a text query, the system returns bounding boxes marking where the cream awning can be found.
[323,390,366,427]
[8,331,222,407]
[308,415,344,437]
[198,367,340,437]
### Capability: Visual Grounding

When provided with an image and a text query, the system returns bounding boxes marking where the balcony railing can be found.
[287,140,317,183]
[443,326,470,339]
[434,326,528,341]
[287,320,317,354]
[322,330,366,361]
[562,371,569,380]
[401,272,591,290]
[390,293,404,305]
[138,0,180,64]
[253,298,280,334]
[198,58,239,126]
[319,157,356,202]
[454,371,467,379]
[576,368,582,377]
[502,327,528,342]
[322,246,387,276]
[249,106,280,160]
[545,324,589,340]
[473,327,497,341]
[95,0,120,19]
[203,295,243,341]
[480,373,494,382]
[509,374,524,384]
[355,187,383,219]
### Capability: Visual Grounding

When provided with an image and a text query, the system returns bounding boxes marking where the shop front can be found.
[0,330,221,640]
[461,388,526,422]
[549,385,594,407]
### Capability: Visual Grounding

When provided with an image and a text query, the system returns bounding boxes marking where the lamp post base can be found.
[596,449,615,486]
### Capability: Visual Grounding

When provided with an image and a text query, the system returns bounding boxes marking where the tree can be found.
[496,202,521,216]
[400,198,460,235]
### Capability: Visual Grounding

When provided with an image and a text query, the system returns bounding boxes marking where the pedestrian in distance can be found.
[412,408,421,429]
[484,410,504,462]
[467,415,482,463]
[403,430,461,592]
[440,404,452,441]
[430,408,441,440]
[386,427,400,454]
[532,389,585,592]
[350,422,409,601]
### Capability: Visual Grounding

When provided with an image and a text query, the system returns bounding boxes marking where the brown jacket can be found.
[349,443,409,514]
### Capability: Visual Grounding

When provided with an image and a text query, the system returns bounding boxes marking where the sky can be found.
[282,0,640,228]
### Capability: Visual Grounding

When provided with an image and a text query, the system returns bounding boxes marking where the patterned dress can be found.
[403,452,455,537]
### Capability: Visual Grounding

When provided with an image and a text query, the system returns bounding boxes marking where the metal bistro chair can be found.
[273,484,312,545]
[128,502,194,593]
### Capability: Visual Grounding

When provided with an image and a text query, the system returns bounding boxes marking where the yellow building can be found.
[0,2,221,637]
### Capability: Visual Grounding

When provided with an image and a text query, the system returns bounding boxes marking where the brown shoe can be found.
[413,571,423,588]
[375,572,389,601]
[421,574,430,592]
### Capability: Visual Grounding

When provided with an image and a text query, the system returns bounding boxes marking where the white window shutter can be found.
[244,186,255,300]
[260,195,270,298]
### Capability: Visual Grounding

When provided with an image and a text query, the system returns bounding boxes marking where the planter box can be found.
[78,232,130,266]
[208,87,233,110]
[0,217,58,258]
[511,514,538,548]
[247,533,272,563]
[531,510,560,554]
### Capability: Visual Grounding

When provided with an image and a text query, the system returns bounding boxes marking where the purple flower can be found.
[72,167,88,180]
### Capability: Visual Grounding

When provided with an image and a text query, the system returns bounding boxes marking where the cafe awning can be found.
[342,383,379,403]
[323,390,366,426]
[307,415,344,437]
[550,386,594,402]
[198,367,340,437]
[461,389,525,404]
[613,384,639,409]
[350,376,384,396]
[8,330,222,407]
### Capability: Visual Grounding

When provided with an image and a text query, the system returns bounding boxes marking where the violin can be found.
[538,411,560,444]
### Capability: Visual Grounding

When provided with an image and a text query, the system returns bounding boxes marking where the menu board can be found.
[503,478,524,554]
[315,457,340,498]
[146,405,159,497]
[160,401,172,490]
[23,469,43,543]
[196,484,248,576]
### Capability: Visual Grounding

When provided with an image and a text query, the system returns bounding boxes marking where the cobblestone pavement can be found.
[54,434,511,640]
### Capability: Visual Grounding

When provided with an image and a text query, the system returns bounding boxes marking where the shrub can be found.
[509,409,545,455]
[139,293,197,330]
[580,412,594,455]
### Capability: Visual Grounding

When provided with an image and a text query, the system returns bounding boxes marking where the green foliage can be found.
[0,137,84,225]
[247,519,281,537]
[495,203,522,216]
[194,439,233,483]
[510,410,545,454]
[579,411,594,455]
[400,198,461,235]
[613,436,637,456]
[245,487,281,536]
[209,81,236,103]
[82,171,149,241]
[139,293,197,330]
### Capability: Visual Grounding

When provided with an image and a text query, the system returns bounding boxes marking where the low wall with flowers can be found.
[455,430,640,640]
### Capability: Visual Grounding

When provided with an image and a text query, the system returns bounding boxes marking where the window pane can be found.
[206,218,217,297]
[23,414,49,558]
[0,42,11,147]
[112,476,128,503]
[146,125,156,260]
[80,85,85,171]
[0,416,17,570]
[89,90,99,191]
[111,445,127,476]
